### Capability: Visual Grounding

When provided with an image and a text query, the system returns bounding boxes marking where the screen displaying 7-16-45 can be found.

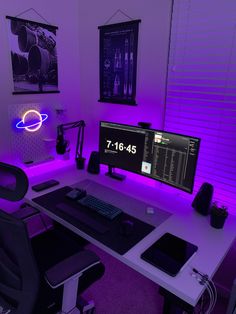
[99,121,201,193]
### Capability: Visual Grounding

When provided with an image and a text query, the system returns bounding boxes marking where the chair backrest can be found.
[0,162,39,314]
[0,211,40,314]
[0,162,29,201]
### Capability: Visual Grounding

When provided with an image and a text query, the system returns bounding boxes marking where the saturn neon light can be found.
[16,110,48,132]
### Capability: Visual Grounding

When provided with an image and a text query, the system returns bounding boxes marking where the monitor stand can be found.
[105,165,126,181]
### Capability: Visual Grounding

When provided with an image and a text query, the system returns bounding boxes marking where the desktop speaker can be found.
[192,183,214,215]
[87,151,100,174]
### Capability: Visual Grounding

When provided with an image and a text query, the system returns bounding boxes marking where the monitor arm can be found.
[56,120,86,169]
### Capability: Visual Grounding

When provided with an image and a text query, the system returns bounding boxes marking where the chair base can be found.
[57,309,80,314]
[57,298,95,314]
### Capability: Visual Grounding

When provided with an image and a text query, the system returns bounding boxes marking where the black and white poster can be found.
[6,16,59,94]
[98,20,141,105]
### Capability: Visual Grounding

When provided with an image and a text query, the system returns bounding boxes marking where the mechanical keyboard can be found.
[77,194,122,220]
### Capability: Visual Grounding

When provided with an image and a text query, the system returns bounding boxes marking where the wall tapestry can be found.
[6,16,59,94]
[98,20,141,105]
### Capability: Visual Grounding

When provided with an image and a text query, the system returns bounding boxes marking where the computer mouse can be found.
[120,220,134,237]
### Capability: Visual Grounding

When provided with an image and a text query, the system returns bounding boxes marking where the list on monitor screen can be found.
[99,121,200,193]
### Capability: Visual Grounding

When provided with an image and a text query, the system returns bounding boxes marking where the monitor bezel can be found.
[99,121,201,194]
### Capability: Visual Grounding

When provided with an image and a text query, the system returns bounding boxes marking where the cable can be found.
[198,281,217,314]
[207,279,217,313]
[191,268,217,313]
[205,282,214,313]
[194,282,213,314]
[193,288,209,314]
[201,280,213,314]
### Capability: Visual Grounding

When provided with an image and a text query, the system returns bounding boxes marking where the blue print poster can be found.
[98,20,141,105]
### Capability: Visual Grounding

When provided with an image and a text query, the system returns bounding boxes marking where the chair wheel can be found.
[77,297,95,313]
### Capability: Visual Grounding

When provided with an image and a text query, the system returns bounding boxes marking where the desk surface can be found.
[25,164,236,307]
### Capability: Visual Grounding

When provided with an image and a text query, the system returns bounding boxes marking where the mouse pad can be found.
[141,233,198,276]
[32,186,155,255]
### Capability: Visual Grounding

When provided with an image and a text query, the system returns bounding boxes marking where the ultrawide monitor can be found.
[99,121,200,193]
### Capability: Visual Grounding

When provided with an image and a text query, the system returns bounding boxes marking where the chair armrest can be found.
[12,204,40,220]
[45,250,100,289]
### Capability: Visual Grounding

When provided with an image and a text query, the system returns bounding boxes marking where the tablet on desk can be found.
[141,233,198,277]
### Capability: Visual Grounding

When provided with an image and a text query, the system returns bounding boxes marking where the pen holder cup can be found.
[43,138,56,159]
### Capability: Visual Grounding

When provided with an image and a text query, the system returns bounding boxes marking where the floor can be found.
[82,244,229,314]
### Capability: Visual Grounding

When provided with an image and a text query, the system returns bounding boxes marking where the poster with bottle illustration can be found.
[98,20,141,105]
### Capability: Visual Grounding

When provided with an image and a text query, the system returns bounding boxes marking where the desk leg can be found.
[159,288,194,314]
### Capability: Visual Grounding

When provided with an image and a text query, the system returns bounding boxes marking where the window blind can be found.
[164,0,236,213]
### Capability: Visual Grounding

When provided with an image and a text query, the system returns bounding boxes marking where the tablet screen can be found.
[141,233,198,276]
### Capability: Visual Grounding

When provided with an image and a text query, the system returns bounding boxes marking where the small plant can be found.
[211,202,228,217]
[210,202,228,229]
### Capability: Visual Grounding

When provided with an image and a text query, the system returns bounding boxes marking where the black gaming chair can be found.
[0,162,104,314]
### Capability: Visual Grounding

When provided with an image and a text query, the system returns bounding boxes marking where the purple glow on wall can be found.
[164,0,236,214]
[77,1,172,155]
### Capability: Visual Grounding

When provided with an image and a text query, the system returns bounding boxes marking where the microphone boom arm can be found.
[56,120,86,169]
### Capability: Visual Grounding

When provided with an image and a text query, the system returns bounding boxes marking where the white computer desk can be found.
[25,163,236,311]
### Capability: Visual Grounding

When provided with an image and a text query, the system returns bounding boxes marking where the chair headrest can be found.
[0,162,29,201]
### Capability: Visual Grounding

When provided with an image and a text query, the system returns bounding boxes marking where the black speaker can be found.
[87,151,100,174]
[192,183,214,215]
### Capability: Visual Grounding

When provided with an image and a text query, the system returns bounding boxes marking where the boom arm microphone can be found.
[56,125,69,155]
[56,120,86,169]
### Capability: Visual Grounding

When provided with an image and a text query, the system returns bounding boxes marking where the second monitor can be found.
[99,121,200,193]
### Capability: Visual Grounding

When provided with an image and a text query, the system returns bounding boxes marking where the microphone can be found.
[55,121,85,169]
[56,126,68,154]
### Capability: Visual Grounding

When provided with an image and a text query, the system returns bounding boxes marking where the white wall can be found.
[0,0,172,160]
[0,0,81,162]
[77,0,173,151]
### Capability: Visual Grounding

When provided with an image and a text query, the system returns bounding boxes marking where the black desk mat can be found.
[33,186,156,255]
